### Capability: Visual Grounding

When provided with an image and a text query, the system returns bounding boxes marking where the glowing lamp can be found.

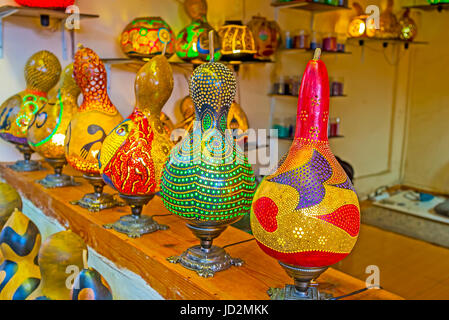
[65,45,124,212]
[99,55,174,238]
[0,209,41,300]
[27,63,81,188]
[0,50,61,172]
[399,9,418,41]
[120,17,175,60]
[161,62,256,277]
[218,21,257,61]
[347,2,376,38]
[15,0,74,8]
[250,49,360,300]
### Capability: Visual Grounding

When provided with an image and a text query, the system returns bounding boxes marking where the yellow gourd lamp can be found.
[399,9,418,41]
[100,55,174,238]
[0,183,22,230]
[27,63,81,188]
[28,230,87,300]
[250,49,360,300]
[347,2,376,38]
[0,209,41,300]
[0,50,61,172]
[65,45,124,212]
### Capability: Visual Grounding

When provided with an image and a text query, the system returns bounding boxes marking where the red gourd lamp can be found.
[14,0,75,8]
[250,49,360,300]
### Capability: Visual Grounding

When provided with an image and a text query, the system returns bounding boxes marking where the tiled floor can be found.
[333,224,449,299]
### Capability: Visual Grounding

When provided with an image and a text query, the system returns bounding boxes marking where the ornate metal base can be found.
[37,158,79,189]
[167,224,244,278]
[268,262,332,300]
[8,145,42,172]
[70,174,123,212]
[104,194,168,238]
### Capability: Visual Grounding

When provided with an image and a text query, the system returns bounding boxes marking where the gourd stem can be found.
[313,48,321,61]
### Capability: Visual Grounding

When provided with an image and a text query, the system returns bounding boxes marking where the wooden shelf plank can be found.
[403,3,449,11]
[271,0,349,12]
[0,5,99,20]
[0,162,402,300]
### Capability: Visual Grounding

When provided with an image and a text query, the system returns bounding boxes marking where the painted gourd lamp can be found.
[250,49,360,300]
[100,55,174,238]
[65,45,124,212]
[0,50,61,172]
[0,209,41,300]
[120,17,175,60]
[218,21,256,62]
[27,63,81,188]
[161,40,256,277]
[176,0,221,63]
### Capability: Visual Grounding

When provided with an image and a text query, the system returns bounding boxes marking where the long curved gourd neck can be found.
[294,49,329,144]
[74,46,116,114]
[134,55,174,120]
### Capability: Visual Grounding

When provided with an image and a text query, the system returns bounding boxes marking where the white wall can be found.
[0,0,424,198]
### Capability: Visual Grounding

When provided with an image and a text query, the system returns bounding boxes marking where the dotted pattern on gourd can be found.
[73,47,116,115]
[161,62,256,222]
[25,51,62,94]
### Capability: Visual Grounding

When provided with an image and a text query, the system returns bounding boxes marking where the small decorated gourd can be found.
[71,268,113,300]
[247,16,281,60]
[29,230,86,300]
[176,0,221,63]
[27,63,81,188]
[100,55,174,238]
[0,50,61,171]
[250,49,360,300]
[0,209,41,300]
[218,21,256,61]
[375,0,400,39]
[0,183,22,230]
[161,62,256,277]
[399,9,417,41]
[120,17,175,60]
[65,45,124,211]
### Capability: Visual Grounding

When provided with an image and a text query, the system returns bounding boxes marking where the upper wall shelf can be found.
[403,3,449,12]
[102,57,274,73]
[0,5,99,59]
[348,37,429,50]
[271,0,349,12]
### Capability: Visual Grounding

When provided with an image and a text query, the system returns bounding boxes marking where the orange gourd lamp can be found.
[250,49,360,300]
[0,50,61,172]
[65,45,124,212]
[99,55,174,238]
[27,63,81,188]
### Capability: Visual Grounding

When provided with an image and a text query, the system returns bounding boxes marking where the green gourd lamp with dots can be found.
[161,42,256,277]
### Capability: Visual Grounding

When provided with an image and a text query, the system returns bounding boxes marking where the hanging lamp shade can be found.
[218,20,256,61]
[120,17,175,60]
[250,49,360,299]
[15,0,74,8]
